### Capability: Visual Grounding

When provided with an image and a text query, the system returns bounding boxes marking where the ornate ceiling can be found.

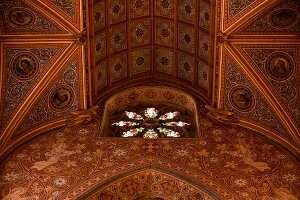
[0,0,299,162]
[92,0,212,103]
[0,0,300,199]
[0,116,299,199]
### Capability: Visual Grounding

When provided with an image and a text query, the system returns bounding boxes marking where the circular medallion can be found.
[269,9,299,29]
[265,52,294,81]
[229,86,255,112]
[50,86,74,111]
[6,8,35,28]
[11,52,39,80]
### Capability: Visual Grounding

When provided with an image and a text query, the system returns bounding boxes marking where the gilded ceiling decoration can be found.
[236,44,300,125]
[84,169,218,199]
[13,50,84,140]
[0,44,68,129]
[0,117,299,199]
[0,0,299,198]
[0,0,67,34]
[93,0,212,102]
[234,0,300,34]
[216,0,300,153]
[222,52,295,145]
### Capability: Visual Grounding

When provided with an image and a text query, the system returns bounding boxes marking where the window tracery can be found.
[111,107,192,138]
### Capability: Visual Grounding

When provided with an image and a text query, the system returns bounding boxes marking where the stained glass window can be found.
[112,107,191,138]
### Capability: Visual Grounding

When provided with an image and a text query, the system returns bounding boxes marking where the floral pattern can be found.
[1,116,299,199]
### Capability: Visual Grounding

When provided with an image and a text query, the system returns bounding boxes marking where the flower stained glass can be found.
[122,128,144,137]
[162,121,191,127]
[143,129,158,138]
[112,107,191,138]
[144,107,159,118]
[112,121,140,126]
[159,111,180,120]
[157,127,180,137]
[124,111,143,120]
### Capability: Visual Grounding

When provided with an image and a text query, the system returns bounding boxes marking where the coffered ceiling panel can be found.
[154,47,174,75]
[95,60,108,90]
[12,48,85,141]
[92,0,213,102]
[0,0,68,35]
[221,51,297,147]
[0,43,70,129]
[233,0,300,35]
[110,51,128,83]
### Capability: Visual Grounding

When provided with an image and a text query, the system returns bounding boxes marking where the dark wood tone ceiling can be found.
[0,0,299,158]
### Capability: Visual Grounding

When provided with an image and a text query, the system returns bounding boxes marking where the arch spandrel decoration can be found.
[80,168,221,200]
[99,86,203,138]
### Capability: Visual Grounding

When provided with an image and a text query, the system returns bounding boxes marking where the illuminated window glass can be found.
[111,107,191,138]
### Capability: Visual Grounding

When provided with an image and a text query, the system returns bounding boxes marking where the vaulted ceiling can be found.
[0,0,299,159]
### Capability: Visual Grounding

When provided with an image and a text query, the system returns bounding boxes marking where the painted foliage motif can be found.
[1,1,63,33]
[0,117,299,199]
[224,55,293,143]
[50,0,75,17]
[1,47,60,129]
[85,169,216,200]
[13,58,80,138]
[241,47,299,125]
[235,0,300,34]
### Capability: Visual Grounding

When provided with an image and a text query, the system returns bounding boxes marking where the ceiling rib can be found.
[0,43,80,153]
[225,44,300,145]
[238,119,300,157]
[223,0,276,35]
[28,0,81,35]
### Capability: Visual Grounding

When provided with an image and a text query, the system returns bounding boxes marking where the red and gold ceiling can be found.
[0,0,299,175]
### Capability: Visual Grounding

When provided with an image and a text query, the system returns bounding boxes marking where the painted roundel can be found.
[11,52,39,80]
[269,9,299,29]
[50,86,75,111]
[5,8,35,28]
[229,86,255,112]
[265,52,294,81]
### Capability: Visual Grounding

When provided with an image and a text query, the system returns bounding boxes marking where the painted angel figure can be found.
[31,142,75,171]
[2,187,38,200]
[234,141,271,171]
